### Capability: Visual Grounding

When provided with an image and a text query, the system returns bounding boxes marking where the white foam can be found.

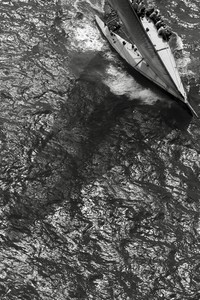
[103,64,158,105]
[71,22,104,51]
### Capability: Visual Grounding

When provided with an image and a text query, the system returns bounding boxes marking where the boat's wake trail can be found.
[103,64,159,105]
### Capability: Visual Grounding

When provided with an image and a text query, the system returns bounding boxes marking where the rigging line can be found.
[106,16,118,25]
[134,58,144,67]
[111,26,135,52]
[157,47,169,52]
[113,9,135,49]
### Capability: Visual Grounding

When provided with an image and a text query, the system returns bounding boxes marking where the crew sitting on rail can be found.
[165,26,172,40]
[158,25,172,42]
[138,6,146,18]
[130,0,145,16]
[155,19,165,30]
[146,7,154,17]
[149,9,161,24]
[107,21,121,32]
[138,0,145,10]
[131,0,139,12]
[133,0,146,18]
[112,23,121,32]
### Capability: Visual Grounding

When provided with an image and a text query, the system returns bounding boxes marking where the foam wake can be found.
[103,64,159,105]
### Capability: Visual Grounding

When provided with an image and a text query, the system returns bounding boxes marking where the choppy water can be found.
[1,0,200,299]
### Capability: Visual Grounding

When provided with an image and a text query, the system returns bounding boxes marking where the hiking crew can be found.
[149,9,161,24]
[158,26,172,41]
[131,0,146,18]
[146,7,154,17]
[120,1,174,43]
[155,20,165,30]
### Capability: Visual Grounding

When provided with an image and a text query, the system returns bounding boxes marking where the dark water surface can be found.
[1,0,200,299]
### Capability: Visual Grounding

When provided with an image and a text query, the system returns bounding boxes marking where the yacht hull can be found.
[95,0,198,117]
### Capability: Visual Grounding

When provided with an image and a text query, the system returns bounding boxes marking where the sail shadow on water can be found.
[92,24,193,126]
[90,51,193,130]
[65,77,190,185]
[2,33,192,227]
[120,60,193,129]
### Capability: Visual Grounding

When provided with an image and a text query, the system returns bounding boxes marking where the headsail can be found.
[108,0,185,100]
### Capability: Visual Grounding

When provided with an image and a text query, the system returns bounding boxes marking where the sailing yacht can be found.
[95,0,198,117]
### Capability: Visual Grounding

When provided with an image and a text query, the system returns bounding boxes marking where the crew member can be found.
[158,25,172,41]
[149,9,161,24]
[131,0,139,12]
[146,7,154,17]
[158,26,168,41]
[165,26,172,41]
[138,7,146,18]
[155,19,165,30]
[112,23,121,32]
[135,0,146,18]
[138,0,145,12]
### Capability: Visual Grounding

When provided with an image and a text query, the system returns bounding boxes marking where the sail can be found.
[108,0,184,99]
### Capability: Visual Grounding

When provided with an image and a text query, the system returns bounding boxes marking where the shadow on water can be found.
[66,53,194,185]
[81,51,193,130]
[3,71,199,299]
[1,21,193,236]
[87,35,194,130]
[125,63,193,129]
